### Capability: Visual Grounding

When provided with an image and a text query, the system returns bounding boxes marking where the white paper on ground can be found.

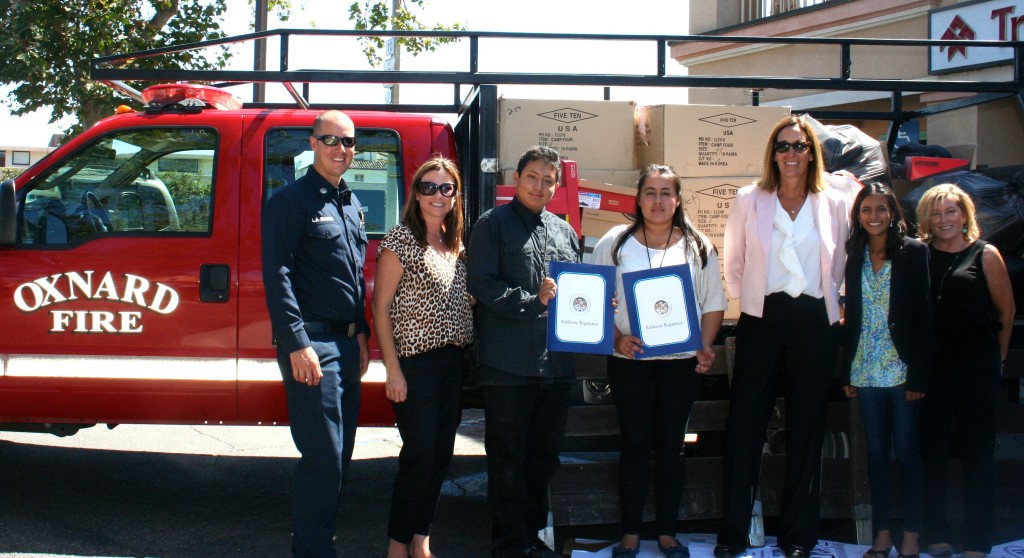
[570,535,1024,558]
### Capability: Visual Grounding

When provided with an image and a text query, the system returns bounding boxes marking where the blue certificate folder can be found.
[546,261,615,355]
[622,264,703,358]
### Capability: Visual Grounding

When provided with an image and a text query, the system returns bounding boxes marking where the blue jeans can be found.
[856,385,923,533]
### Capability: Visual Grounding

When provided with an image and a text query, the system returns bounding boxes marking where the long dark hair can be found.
[846,181,907,260]
[400,156,464,251]
[610,164,712,268]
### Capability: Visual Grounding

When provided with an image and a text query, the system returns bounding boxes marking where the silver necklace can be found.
[779,194,804,217]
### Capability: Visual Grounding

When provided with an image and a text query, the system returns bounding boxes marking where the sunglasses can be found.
[774,140,810,154]
[314,134,357,148]
[416,181,457,197]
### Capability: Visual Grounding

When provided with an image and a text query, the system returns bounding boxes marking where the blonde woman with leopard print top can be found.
[373,156,474,558]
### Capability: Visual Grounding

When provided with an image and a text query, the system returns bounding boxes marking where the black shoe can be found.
[714,544,744,558]
[611,546,640,558]
[784,545,812,558]
[658,541,690,558]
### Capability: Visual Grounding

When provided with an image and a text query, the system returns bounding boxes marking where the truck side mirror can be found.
[0,180,16,247]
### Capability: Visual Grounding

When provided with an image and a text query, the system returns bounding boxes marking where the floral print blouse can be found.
[850,250,907,388]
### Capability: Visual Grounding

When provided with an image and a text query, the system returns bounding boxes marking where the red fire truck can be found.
[1,30,1020,437]
[0,83,456,433]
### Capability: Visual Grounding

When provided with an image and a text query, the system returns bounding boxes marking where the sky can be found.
[0,0,690,147]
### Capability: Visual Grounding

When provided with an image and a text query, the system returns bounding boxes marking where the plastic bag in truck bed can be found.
[900,166,1024,258]
[804,116,890,184]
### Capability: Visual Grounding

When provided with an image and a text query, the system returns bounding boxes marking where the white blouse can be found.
[591,224,728,360]
[766,197,823,299]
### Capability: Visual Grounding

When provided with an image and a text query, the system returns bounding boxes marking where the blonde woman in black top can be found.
[915,183,1014,558]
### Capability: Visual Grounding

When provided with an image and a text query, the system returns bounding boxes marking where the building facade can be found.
[676,0,1024,168]
[1,134,62,176]
[0,145,53,170]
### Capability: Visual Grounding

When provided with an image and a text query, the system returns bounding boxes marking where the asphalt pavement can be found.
[0,410,492,557]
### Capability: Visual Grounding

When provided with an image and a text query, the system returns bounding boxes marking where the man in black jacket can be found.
[467,145,581,558]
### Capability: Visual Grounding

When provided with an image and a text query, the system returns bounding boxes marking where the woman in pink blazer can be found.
[715,115,851,558]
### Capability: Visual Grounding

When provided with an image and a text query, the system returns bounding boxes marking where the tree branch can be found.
[145,0,180,41]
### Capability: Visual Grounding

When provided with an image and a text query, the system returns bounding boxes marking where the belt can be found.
[304,321,357,337]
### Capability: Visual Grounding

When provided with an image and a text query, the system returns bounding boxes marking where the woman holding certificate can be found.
[591,164,727,558]
[373,156,475,558]
[716,115,850,558]
[915,183,1014,558]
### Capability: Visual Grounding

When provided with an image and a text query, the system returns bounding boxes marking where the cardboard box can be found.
[499,98,636,171]
[680,177,751,248]
[636,104,791,177]
[582,235,601,264]
[578,178,637,213]
[506,168,639,190]
[945,144,977,167]
[581,208,633,239]
[581,209,634,264]
[579,169,639,188]
[680,176,758,320]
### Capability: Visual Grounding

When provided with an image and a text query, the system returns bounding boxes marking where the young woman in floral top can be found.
[842,182,932,558]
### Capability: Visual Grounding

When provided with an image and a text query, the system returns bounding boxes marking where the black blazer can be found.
[842,236,933,393]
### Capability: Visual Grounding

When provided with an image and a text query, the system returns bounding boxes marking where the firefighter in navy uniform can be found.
[262,110,370,558]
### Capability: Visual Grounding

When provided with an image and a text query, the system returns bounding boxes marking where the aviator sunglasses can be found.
[774,140,810,154]
[416,181,457,197]
[314,134,357,148]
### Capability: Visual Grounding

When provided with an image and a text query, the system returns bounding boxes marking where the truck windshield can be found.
[264,127,402,239]
[18,127,218,246]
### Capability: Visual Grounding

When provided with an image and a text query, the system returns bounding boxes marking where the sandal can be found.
[612,546,640,558]
[864,549,891,558]
[928,546,955,558]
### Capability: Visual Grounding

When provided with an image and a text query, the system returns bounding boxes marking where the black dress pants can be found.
[920,347,1001,554]
[387,345,464,543]
[483,381,572,557]
[608,355,700,537]
[718,293,840,551]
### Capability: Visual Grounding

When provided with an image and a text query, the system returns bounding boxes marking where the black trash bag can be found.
[804,116,889,183]
[890,142,952,165]
[978,164,1024,188]
[901,169,1024,257]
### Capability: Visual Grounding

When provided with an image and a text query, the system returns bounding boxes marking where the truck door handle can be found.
[200,264,230,303]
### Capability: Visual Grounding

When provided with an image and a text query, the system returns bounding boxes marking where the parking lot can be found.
[0,410,492,557]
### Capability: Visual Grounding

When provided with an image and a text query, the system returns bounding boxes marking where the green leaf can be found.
[1,0,231,138]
